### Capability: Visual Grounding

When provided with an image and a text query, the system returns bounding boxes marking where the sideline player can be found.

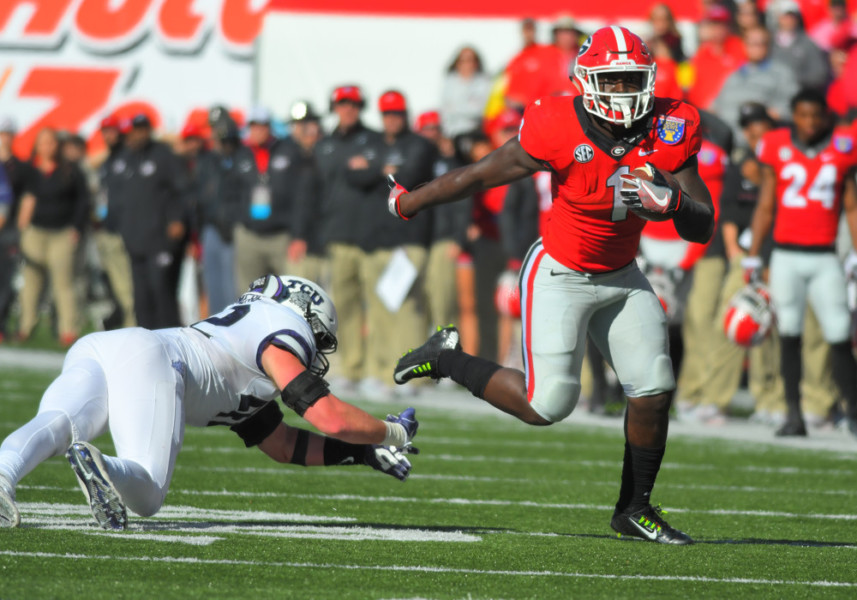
[0,275,418,530]
[388,26,713,544]
[744,89,857,437]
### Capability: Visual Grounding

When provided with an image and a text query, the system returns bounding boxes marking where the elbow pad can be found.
[281,371,330,416]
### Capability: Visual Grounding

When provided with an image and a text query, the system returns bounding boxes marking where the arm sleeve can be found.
[229,400,284,447]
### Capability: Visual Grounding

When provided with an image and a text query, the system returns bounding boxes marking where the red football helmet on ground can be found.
[723,284,775,347]
[495,270,522,319]
[573,25,656,128]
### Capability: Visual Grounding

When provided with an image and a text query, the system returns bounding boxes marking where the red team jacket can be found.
[757,127,857,249]
[518,95,702,273]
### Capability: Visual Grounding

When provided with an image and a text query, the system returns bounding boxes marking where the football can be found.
[622,163,677,222]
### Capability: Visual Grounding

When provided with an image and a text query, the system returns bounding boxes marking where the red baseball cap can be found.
[495,108,522,131]
[100,115,119,130]
[331,85,364,107]
[415,111,441,131]
[379,90,407,113]
[704,5,732,24]
[181,122,206,140]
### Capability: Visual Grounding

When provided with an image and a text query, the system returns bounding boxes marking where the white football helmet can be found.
[723,284,774,348]
[247,275,338,376]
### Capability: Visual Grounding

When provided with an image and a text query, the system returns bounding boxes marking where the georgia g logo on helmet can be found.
[573,25,656,128]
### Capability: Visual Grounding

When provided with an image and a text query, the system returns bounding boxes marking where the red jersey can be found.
[518,95,702,273]
[757,127,857,248]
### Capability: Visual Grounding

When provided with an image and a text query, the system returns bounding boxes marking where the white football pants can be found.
[0,328,185,517]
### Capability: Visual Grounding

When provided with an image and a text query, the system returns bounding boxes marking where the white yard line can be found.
[0,550,854,588]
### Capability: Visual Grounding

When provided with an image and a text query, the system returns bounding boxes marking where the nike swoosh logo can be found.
[550,269,567,276]
[640,181,671,207]
[639,149,658,156]
[630,519,659,540]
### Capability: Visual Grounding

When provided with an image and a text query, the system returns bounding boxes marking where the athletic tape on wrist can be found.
[382,422,407,448]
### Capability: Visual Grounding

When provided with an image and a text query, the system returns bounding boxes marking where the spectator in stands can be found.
[359,90,436,397]
[808,0,857,51]
[712,25,799,143]
[285,101,327,286]
[551,14,583,76]
[414,111,471,334]
[826,34,855,119]
[503,16,577,111]
[649,36,684,101]
[234,106,303,293]
[18,127,89,345]
[116,114,189,329]
[314,85,381,392]
[735,0,765,37]
[196,118,255,314]
[0,117,31,343]
[686,4,746,110]
[91,115,135,329]
[648,3,685,62]
[440,46,492,148]
[771,2,830,90]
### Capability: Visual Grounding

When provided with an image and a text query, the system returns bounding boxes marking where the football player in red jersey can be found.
[745,89,857,438]
[388,26,713,545]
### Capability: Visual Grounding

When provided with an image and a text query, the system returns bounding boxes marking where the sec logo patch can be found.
[574,144,594,163]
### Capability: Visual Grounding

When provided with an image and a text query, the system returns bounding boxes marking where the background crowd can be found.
[1,0,856,434]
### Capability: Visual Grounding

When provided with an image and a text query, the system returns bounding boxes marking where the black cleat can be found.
[393,326,461,385]
[610,505,694,545]
[775,418,807,437]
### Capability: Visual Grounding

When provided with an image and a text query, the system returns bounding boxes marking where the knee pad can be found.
[625,354,675,398]
[530,377,581,423]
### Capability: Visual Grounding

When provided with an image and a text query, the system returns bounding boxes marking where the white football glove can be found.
[387,174,410,220]
[364,443,419,481]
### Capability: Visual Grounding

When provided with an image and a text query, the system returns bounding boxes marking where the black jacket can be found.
[96,145,127,233]
[359,128,437,251]
[114,139,189,257]
[27,159,90,233]
[0,155,32,233]
[428,155,471,246]
[195,145,256,243]
[314,122,384,247]
[241,136,313,235]
[499,177,540,263]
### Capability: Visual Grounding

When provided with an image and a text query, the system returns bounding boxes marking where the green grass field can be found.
[1,366,856,599]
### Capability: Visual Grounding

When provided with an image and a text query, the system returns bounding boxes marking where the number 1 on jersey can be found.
[606,166,631,222]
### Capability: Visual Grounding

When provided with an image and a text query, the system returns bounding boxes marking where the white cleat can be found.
[66,442,127,531]
[0,476,20,528]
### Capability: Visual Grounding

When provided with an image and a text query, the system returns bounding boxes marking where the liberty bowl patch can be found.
[657,116,685,145]
[834,136,853,153]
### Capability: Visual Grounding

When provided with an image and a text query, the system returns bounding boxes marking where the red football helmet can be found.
[723,284,775,348]
[573,26,656,128]
[494,270,522,319]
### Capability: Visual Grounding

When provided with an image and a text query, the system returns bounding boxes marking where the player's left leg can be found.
[0,335,111,527]
[592,266,692,545]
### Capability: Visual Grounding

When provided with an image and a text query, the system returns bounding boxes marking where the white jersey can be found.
[156,292,318,427]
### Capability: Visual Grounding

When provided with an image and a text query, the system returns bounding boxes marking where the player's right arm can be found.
[260,345,415,447]
[393,137,542,219]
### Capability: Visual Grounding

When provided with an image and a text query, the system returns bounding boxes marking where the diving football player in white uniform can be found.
[0,275,418,530]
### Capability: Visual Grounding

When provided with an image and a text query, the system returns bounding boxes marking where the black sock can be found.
[438,349,502,398]
[780,335,803,421]
[830,341,857,419]
[615,441,666,514]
